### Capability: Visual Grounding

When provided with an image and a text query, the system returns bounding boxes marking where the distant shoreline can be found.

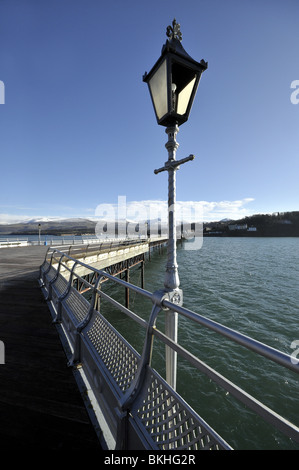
[203,233,299,237]
[1,211,299,238]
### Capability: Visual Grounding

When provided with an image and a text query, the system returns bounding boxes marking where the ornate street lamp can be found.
[143,19,207,390]
[143,18,207,128]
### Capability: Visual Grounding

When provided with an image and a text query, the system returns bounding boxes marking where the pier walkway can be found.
[1,242,299,450]
[0,246,102,449]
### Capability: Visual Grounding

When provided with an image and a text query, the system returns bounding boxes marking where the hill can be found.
[0,218,97,236]
[203,211,299,237]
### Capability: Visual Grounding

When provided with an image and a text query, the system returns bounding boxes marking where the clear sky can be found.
[0,0,298,224]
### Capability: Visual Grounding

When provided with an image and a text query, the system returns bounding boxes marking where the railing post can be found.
[141,254,145,289]
[68,276,103,367]
[39,246,51,280]
[54,261,79,323]
[41,248,57,280]
[46,254,65,301]
[125,263,130,308]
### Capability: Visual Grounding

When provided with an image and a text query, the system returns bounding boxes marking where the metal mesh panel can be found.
[40,261,50,275]
[135,371,228,450]
[85,313,139,392]
[53,275,68,295]
[64,289,90,324]
[45,266,56,285]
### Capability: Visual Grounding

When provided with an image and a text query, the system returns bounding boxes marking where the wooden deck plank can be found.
[0,247,102,449]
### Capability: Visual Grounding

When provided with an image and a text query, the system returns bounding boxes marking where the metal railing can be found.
[0,238,28,248]
[39,246,299,450]
[0,235,167,249]
[0,236,146,248]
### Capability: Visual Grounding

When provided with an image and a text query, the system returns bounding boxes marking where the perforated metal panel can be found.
[132,370,230,450]
[48,275,68,313]
[85,313,140,393]
[40,261,50,283]
[44,266,56,286]
[54,275,68,294]
[65,289,90,324]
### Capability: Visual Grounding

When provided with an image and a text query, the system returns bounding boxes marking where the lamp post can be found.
[38,223,41,246]
[143,19,207,390]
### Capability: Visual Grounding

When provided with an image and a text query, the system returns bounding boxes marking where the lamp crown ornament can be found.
[166,18,182,42]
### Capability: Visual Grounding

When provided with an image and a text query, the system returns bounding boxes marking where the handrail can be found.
[152,327,299,443]
[162,300,299,374]
[40,246,299,448]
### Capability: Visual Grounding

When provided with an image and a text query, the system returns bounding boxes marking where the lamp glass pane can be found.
[148,59,168,120]
[177,76,196,115]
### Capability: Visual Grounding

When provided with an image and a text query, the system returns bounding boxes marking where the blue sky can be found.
[0,0,298,223]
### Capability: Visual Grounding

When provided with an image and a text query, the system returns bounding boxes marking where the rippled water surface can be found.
[100,237,299,450]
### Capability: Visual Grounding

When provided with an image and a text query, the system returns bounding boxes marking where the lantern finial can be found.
[166,19,182,42]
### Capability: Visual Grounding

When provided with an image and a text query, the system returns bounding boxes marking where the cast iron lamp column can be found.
[164,125,180,292]
[154,126,195,389]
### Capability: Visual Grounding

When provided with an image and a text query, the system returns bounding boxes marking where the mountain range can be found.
[0,217,166,236]
[0,218,97,235]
